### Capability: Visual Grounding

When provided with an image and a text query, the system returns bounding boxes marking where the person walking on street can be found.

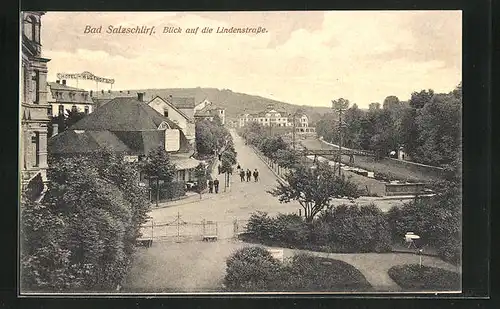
[208,179,214,193]
[218,164,221,175]
[246,169,251,182]
[239,169,245,182]
[253,169,259,182]
[213,178,220,193]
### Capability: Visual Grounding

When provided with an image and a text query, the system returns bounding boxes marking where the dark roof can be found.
[48,130,130,154]
[49,96,193,156]
[71,97,173,131]
[167,97,196,109]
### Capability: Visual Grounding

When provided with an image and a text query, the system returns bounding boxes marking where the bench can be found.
[202,235,218,242]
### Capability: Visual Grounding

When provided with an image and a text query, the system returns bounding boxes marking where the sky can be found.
[40,11,462,109]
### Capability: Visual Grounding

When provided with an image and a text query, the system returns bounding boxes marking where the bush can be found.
[388,264,460,291]
[224,247,282,291]
[151,181,186,201]
[224,247,373,292]
[244,206,391,253]
[284,254,372,291]
[317,204,392,253]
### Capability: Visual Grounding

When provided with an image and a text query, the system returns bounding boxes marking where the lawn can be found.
[388,264,460,291]
[224,247,373,292]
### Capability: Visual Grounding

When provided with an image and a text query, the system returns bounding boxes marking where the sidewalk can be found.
[151,158,232,210]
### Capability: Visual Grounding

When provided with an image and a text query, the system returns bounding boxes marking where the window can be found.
[163,109,169,117]
[32,70,39,104]
[84,106,90,114]
[58,105,64,115]
[31,132,39,167]
[71,105,78,112]
[47,105,52,116]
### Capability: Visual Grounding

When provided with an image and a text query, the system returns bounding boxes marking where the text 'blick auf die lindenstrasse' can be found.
[83,25,268,35]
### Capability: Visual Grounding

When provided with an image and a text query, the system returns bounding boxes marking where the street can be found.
[147,130,302,238]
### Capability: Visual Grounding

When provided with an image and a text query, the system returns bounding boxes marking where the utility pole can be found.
[332,98,350,176]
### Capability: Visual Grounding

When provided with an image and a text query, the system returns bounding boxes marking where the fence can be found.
[138,215,250,244]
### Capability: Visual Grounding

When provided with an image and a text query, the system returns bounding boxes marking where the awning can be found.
[171,156,202,170]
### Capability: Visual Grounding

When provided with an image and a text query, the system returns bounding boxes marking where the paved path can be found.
[124,239,460,293]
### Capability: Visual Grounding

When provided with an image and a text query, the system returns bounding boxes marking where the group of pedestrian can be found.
[207,178,220,194]
[207,163,260,194]
[237,164,259,182]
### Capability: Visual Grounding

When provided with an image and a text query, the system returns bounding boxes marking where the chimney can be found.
[101,89,104,94]
[90,90,93,96]
[137,92,144,102]
[56,80,60,84]
[62,80,66,85]
[52,123,59,137]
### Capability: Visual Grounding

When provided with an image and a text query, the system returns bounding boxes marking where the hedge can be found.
[388,264,460,291]
[243,205,392,253]
[150,181,186,201]
[224,246,372,292]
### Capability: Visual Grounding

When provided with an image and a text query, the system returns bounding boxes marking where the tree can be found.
[383,96,400,110]
[413,93,461,166]
[259,136,289,159]
[194,163,208,192]
[141,146,176,181]
[22,150,150,291]
[268,162,360,222]
[409,89,434,109]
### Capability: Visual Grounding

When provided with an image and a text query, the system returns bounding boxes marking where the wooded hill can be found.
[122,87,333,124]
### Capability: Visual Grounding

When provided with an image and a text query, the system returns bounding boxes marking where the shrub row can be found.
[150,181,186,201]
[245,199,460,264]
[245,204,392,254]
[224,246,372,292]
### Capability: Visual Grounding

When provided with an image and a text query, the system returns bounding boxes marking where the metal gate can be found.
[138,214,249,244]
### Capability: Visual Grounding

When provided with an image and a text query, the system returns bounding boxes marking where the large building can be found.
[48,94,202,182]
[47,80,94,116]
[20,11,50,196]
[238,105,309,129]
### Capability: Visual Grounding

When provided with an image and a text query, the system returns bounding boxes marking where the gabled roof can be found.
[148,96,191,121]
[70,97,172,131]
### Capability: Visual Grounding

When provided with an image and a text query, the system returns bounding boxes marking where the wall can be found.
[49,102,93,116]
[385,183,427,196]
[149,97,193,141]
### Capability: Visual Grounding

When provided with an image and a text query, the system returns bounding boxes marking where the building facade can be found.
[238,105,309,129]
[47,80,94,116]
[194,100,226,125]
[20,11,50,193]
[148,96,195,145]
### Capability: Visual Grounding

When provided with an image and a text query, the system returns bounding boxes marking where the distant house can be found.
[48,94,202,182]
[194,100,226,125]
[238,105,315,134]
[47,80,94,116]
[148,96,195,146]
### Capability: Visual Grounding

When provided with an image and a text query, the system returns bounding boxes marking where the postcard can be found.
[19,11,462,295]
